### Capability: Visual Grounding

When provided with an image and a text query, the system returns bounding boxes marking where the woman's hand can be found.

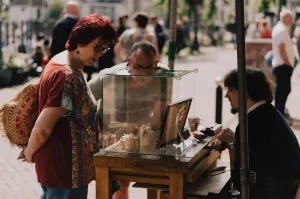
[17,148,34,163]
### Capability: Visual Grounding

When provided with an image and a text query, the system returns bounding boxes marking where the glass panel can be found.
[100,69,197,157]
[104,68,194,78]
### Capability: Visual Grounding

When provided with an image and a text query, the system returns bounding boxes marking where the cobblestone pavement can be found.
[1,45,300,198]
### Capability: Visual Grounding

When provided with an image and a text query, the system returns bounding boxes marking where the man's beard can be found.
[231,108,238,114]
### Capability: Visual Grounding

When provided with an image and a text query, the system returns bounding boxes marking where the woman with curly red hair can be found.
[18,14,118,199]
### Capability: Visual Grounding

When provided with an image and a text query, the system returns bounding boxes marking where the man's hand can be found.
[218,128,235,146]
[115,123,138,139]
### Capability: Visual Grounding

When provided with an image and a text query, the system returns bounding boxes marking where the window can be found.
[90,6,115,20]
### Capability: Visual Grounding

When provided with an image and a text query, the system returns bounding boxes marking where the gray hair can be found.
[130,41,157,56]
[280,9,292,21]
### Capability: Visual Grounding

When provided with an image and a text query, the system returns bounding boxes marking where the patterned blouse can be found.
[35,62,98,188]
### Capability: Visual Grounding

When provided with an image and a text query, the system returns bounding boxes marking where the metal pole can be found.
[235,0,250,198]
[21,21,24,45]
[168,0,178,71]
[215,76,223,124]
[12,22,15,44]
[5,22,8,46]
[192,5,199,52]
[0,19,3,69]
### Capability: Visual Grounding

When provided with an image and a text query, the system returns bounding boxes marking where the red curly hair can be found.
[65,14,118,51]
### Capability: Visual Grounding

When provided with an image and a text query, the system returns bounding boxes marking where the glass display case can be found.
[100,67,198,158]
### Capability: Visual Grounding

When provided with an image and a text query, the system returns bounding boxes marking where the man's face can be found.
[127,49,158,87]
[283,15,292,26]
[225,87,239,114]
[128,49,158,76]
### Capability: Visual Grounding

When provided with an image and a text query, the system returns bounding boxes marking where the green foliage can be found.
[0,11,9,21]
[151,0,167,16]
[151,0,190,19]
[3,55,24,69]
[48,0,64,20]
[206,0,216,20]
[178,1,190,19]
[202,0,216,28]
[270,0,286,9]
[259,0,271,12]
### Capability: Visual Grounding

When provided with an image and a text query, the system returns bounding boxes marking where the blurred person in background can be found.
[50,1,80,59]
[117,14,129,37]
[182,16,191,47]
[176,20,186,53]
[150,15,166,54]
[294,19,300,58]
[114,11,160,63]
[261,19,271,39]
[272,9,295,118]
[246,18,262,39]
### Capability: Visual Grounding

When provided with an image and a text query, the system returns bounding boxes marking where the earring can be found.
[125,65,130,71]
[76,50,80,54]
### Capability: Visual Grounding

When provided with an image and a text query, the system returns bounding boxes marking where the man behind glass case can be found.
[89,41,170,134]
[88,41,170,199]
[216,68,300,199]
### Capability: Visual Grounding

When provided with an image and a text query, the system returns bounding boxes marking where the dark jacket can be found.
[50,16,79,58]
[233,103,300,190]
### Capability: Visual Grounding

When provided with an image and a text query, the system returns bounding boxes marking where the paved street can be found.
[1,45,300,198]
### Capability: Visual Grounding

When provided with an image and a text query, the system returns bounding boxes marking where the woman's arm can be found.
[23,107,67,161]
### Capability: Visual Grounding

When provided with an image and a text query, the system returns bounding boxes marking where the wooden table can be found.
[93,134,221,199]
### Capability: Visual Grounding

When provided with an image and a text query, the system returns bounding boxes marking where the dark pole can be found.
[235,0,252,198]
[192,5,199,52]
[5,22,8,46]
[27,20,30,40]
[21,21,24,45]
[168,0,178,70]
[12,22,15,44]
[215,77,223,124]
[0,20,2,69]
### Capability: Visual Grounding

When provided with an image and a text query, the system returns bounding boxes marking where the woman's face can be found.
[77,37,111,66]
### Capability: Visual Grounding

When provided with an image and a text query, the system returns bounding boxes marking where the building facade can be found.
[9,0,48,22]
[81,0,153,23]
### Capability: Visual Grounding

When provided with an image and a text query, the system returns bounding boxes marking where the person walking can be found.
[114,12,160,63]
[272,9,295,118]
[49,1,80,59]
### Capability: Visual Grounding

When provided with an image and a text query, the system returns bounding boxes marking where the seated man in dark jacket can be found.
[218,68,300,199]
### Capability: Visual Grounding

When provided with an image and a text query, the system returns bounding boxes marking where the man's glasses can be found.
[94,44,111,55]
[131,62,158,70]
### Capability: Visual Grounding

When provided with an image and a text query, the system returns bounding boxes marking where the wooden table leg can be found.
[169,172,184,199]
[96,167,111,199]
[147,189,158,199]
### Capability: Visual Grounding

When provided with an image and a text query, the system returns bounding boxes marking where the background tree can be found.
[259,0,271,13]
[152,0,190,28]
[48,0,64,20]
